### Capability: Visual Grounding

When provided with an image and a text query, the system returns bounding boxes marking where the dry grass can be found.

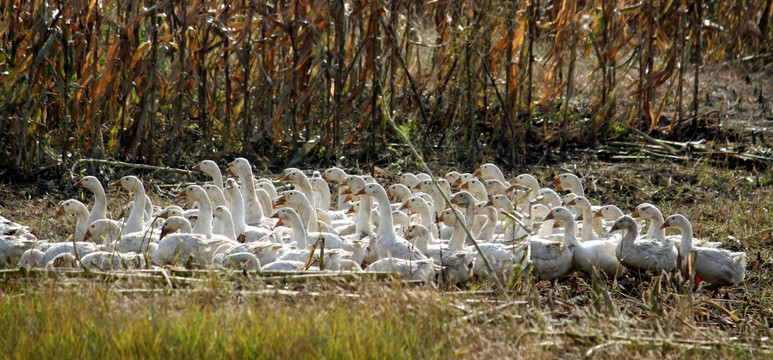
[1,160,772,358]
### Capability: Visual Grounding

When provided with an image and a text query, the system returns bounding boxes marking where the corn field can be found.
[1,0,771,175]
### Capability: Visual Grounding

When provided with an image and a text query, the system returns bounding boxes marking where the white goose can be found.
[611,215,677,274]
[459,178,489,202]
[213,206,237,240]
[110,176,150,235]
[632,203,721,248]
[438,208,530,282]
[193,160,224,190]
[152,216,216,268]
[355,183,427,261]
[227,158,273,228]
[322,167,350,211]
[176,184,231,242]
[274,190,320,233]
[84,219,157,254]
[514,174,541,203]
[403,224,474,284]
[398,195,439,241]
[545,207,622,277]
[474,163,509,185]
[204,184,228,236]
[482,179,509,196]
[399,173,422,189]
[73,176,108,226]
[270,207,357,253]
[554,173,586,197]
[223,179,276,243]
[55,199,90,242]
[661,214,745,287]
[276,168,317,209]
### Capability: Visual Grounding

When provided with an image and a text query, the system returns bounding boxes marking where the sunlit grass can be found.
[0,280,462,359]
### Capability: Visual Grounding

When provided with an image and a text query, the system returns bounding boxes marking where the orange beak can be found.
[438,212,446,222]
[273,194,286,207]
[660,220,670,229]
[344,194,353,203]
[544,212,555,220]
[270,212,280,219]
[593,211,603,218]
[73,179,84,188]
[175,189,188,198]
[610,223,620,232]
[452,178,462,187]
[553,178,563,190]
[159,229,169,240]
[275,173,289,181]
[460,182,470,190]
[576,213,583,221]
[398,201,410,211]
[473,169,482,178]
[566,198,576,206]
[192,164,201,171]
[83,229,94,241]
[110,180,122,188]
[631,209,640,217]
[354,189,366,196]
[54,205,65,218]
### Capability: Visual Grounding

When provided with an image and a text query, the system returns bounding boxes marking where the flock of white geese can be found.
[0,159,746,288]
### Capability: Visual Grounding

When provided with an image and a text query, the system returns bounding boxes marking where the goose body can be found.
[662,214,745,287]
[612,215,677,274]
[546,207,623,277]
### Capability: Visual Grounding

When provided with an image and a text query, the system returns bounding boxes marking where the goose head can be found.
[632,203,663,221]
[609,215,637,233]
[227,157,251,177]
[450,191,476,207]
[158,205,184,219]
[387,184,411,201]
[544,206,575,223]
[399,173,421,188]
[276,168,304,182]
[176,185,207,202]
[661,214,691,231]
[444,171,461,185]
[474,163,504,181]
[536,188,562,208]
[594,205,624,220]
[160,216,192,239]
[452,173,474,187]
[110,175,143,193]
[193,160,220,176]
[404,224,430,241]
[56,199,88,218]
[74,176,103,192]
[84,219,120,242]
[213,205,231,220]
[554,173,584,194]
[483,179,507,195]
[487,194,512,209]
[322,167,347,182]
[270,207,301,229]
[515,174,540,190]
